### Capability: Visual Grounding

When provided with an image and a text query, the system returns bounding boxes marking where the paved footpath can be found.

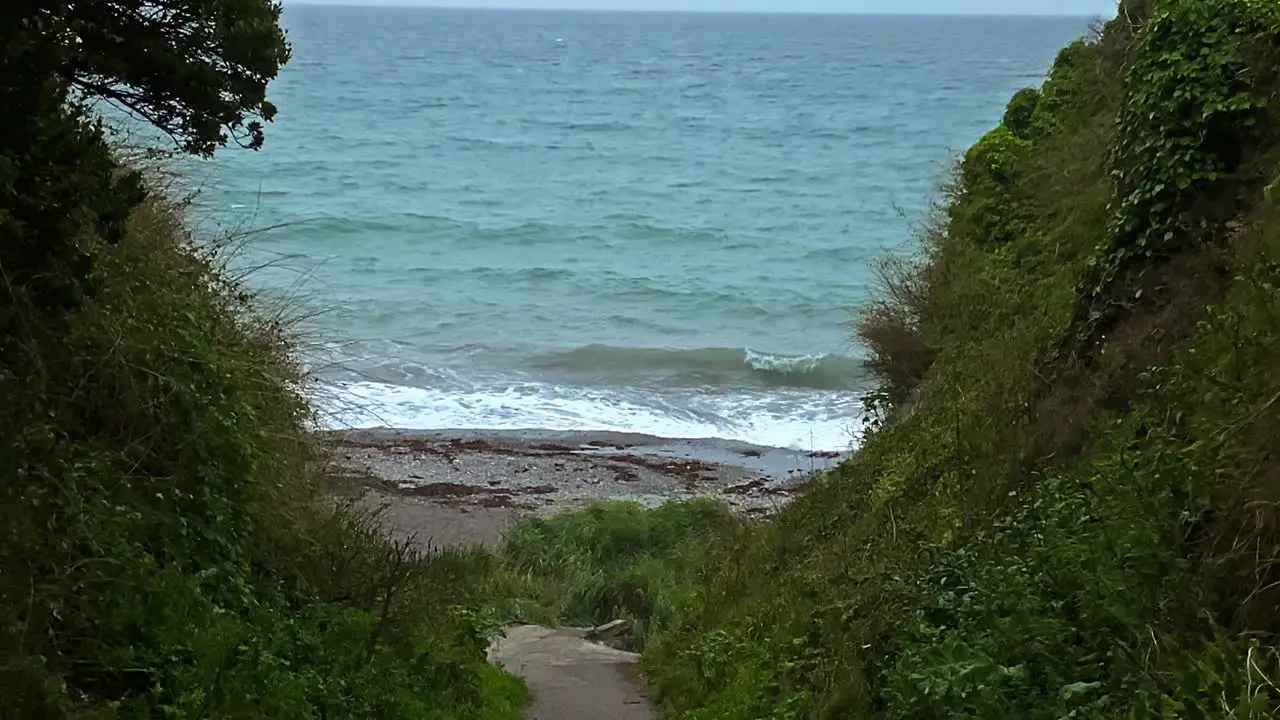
[358,491,659,719]
[488,624,657,720]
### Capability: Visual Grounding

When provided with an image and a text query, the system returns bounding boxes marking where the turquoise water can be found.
[196,7,1093,449]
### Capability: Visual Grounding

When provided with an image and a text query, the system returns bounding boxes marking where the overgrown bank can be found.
[0,2,523,716]
[507,1,1280,717]
[0,187,526,717]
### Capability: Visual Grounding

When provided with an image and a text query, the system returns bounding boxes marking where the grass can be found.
[480,499,744,651]
[0,180,527,717]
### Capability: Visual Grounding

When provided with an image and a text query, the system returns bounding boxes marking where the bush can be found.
[949,126,1032,246]
[0,186,525,718]
[854,253,935,416]
[1,4,525,716]
[1001,87,1041,139]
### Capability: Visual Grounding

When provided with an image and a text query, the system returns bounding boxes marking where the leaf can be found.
[1060,681,1101,700]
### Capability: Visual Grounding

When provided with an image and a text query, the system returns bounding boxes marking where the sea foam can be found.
[316,379,862,452]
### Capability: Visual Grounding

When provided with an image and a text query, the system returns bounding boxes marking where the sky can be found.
[290,0,1117,17]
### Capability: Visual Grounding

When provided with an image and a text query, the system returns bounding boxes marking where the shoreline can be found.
[323,427,849,548]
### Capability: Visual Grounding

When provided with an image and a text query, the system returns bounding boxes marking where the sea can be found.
[191,5,1094,451]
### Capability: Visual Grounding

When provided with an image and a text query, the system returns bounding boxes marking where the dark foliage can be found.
[3,0,291,156]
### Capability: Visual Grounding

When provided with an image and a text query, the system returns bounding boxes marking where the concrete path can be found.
[488,625,657,720]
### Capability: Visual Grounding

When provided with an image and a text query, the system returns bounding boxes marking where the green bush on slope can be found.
[0,181,525,719]
[0,2,525,716]
[631,1,1280,718]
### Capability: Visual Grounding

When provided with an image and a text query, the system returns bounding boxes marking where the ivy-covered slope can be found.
[642,1,1280,717]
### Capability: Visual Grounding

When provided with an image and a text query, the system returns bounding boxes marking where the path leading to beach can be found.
[488,624,655,720]
[328,427,848,720]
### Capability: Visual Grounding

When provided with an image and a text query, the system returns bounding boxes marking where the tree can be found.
[3,0,292,157]
[0,0,291,315]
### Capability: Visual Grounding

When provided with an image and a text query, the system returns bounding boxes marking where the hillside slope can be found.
[0,178,527,718]
[640,1,1280,717]
[0,3,529,715]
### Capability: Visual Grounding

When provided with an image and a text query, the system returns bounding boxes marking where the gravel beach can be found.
[324,427,848,549]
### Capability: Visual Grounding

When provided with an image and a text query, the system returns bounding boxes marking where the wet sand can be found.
[324,427,847,549]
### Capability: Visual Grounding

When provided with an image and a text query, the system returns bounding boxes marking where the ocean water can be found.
[194,7,1093,450]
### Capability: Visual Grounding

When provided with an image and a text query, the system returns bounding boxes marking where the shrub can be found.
[949,126,1032,246]
[0,3,526,716]
[1001,87,1041,139]
[854,253,935,416]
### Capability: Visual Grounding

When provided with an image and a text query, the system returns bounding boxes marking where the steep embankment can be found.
[0,2,534,716]
[628,1,1280,717]
[0,180,525,716]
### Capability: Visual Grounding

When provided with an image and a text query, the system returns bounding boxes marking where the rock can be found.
[586,619,633,651]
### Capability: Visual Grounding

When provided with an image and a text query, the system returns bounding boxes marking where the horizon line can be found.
[282,1,1107,18]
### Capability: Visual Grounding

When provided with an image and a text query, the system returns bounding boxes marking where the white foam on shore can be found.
[315,379,862,452]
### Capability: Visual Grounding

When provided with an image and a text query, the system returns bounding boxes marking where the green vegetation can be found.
[500,1,1280,717]
[11,0,1280,717]
[486,500,743,650]
[0,2,523,717]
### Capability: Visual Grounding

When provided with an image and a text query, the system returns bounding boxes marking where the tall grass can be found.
[0,182,525,717]
[484,499,743,651]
